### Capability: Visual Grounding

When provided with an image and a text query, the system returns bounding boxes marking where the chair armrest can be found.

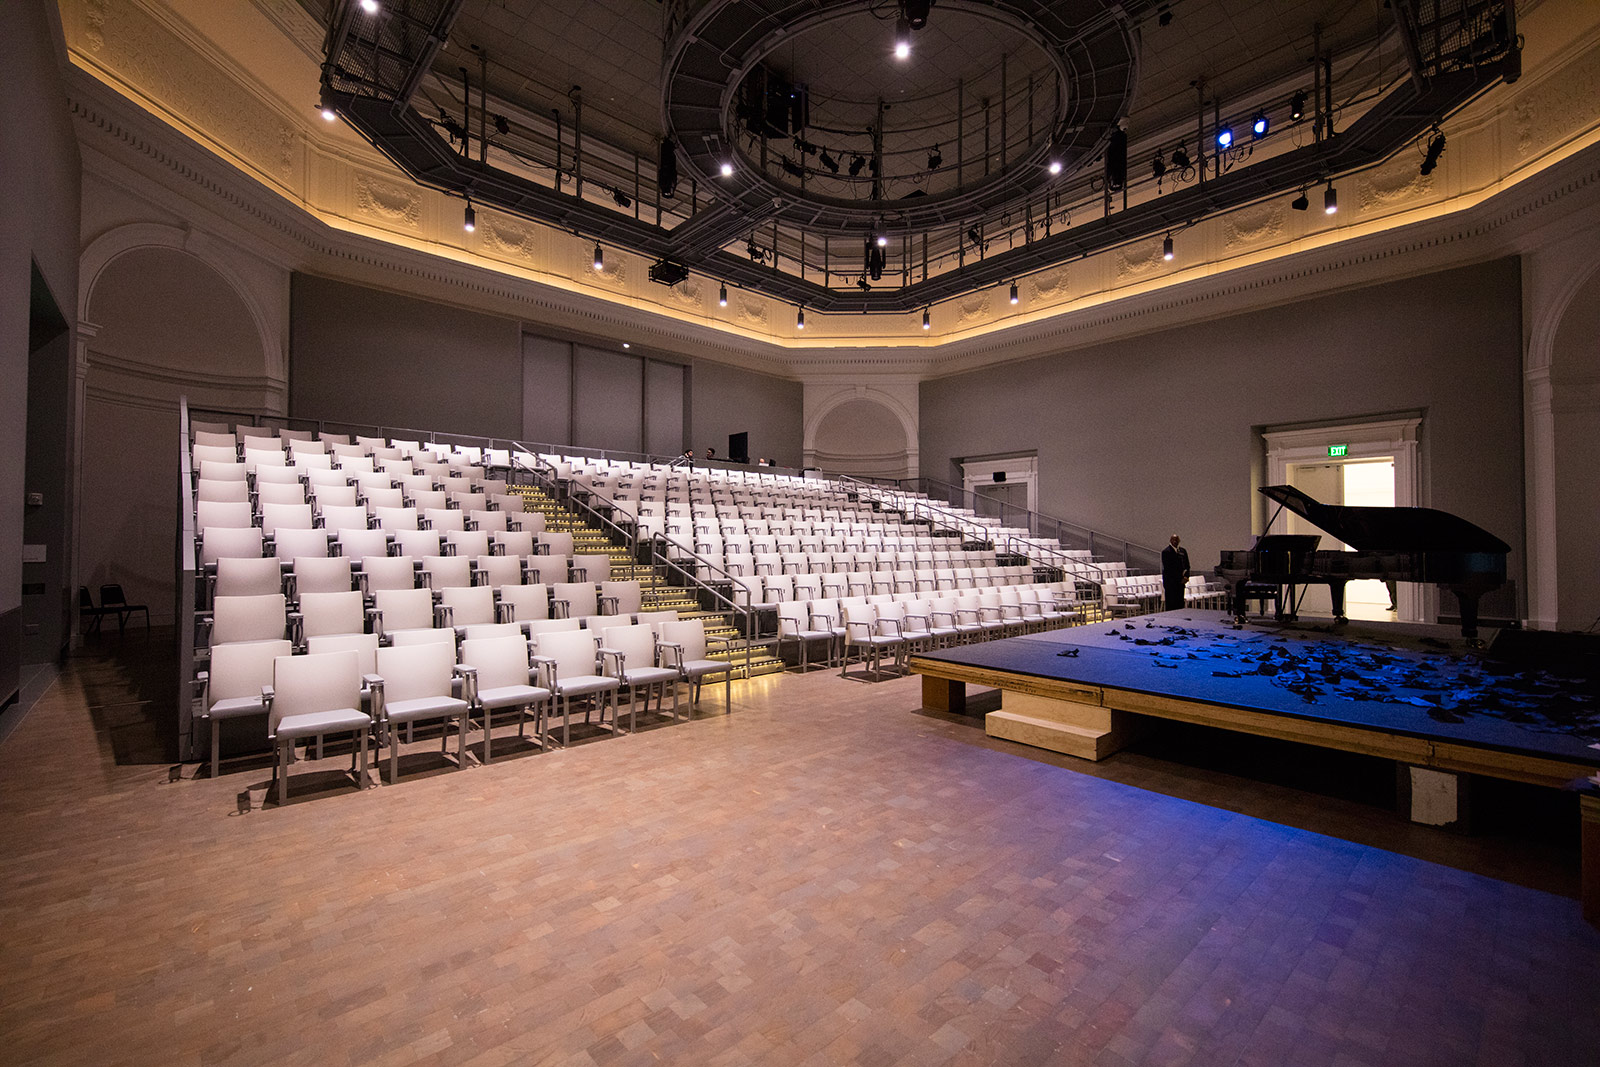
[193,671,209,704]
[904,612,931,629]
[657,641,684,669]
[571,566,588,582]
[465,518,479,531]
[362,675,385,720]
[287,611,305,649]
[471,562,485,585]
[533,543,550,555]
[551,599,571,619]
[434,604,454,629]
[356,571,371,599]
[956,607,981,623]
[418,517,433,530]
[494,600,516,624]
[845,619,875,638]
[260,684,275,735]
[528,655,557,687]
[193,613,214,649]
[452,664,477,706]
[598,595,619,615]
[808,611,836,630]
[418,570,433,590]
[598,648,625,677]
[876,618,905,638]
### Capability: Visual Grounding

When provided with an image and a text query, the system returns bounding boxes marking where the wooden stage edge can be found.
[907,654,1600,923]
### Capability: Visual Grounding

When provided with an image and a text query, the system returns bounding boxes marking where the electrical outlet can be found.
[26,492,43,507]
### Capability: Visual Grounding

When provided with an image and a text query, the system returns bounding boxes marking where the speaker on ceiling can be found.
[993,471,1007,483]
[658,138,679,198]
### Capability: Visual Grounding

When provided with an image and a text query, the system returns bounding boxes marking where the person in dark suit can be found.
[1161,533,1190,611]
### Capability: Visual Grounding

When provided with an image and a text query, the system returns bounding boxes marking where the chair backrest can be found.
[211,593,287,646]
[272,528,330,562]
[253,464,302,486]
[526,618,580,637]
[309,483,359,510]
[600,580,642,615]
[408,489,448,512]
[196,500,253,530]
[535,627,602,678]
[524,555,568,585]
[571,554,611,583]
[333,528,387,560]
[374,588,435,633]
[260,502,314,536]
[192,443,239,466]
[551,582,598,618]
[294,555,353,596]
[445,530,491,559]
[319,504,370,533]
[358,555,413,593]
[633,609,679,634]
[215,556,283,598]
[374,640,456,704]
[459,635,531,691]
[305,467,349,490]
[461,621,523,641]
[373,505,420,531]
[269,650,360,736]
[207,638,293,709]
[776,599,809,635]
[538,531,574,556]
[440,585,496,626]
[658,619,708,660]
[469,509,508,533]
[493,530,535,557]
[391,529,443,557]
[307,631,379,677]
[598,623,655,666]
[475,555,524,589]
[200,526,264,567]
[298,590,365,638]
[255,480,307,508]
[422,555,472,590]
[199,460,248,483]
[516,511,545,533]
[196,478,250,504]
[424,507,465,532]
[497,583,548,622]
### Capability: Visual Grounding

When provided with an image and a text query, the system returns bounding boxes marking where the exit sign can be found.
[1328,444,1349,457]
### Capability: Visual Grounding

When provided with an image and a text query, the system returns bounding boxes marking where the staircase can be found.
[509,485,785,679]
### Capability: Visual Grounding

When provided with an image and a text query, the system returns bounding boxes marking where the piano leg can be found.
[1329,580,1349,624]
[1454,587,1482,641]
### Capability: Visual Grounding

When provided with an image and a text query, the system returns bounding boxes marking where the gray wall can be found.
[290,273,523,438]
[920,259,1527,601]
[1,1,79,704]
[691,361,804,468]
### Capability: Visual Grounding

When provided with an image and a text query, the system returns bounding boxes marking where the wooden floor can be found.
[2,636,1599,1067]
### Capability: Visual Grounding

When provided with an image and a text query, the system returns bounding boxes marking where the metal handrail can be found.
[177,397,199,763]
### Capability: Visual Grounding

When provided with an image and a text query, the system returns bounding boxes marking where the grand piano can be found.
[1217,485,1511,638]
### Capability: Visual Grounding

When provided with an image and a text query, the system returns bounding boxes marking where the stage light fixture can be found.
[747,238,763,262]
[1171,146,1191,170]
[873,219,888,248]
[1162,233,1174,261]
[1252,111,1270,139]
[463,201,475,232]
[1152,153,1167,181]
[1009,282,1019,305]
[922,307,931,330]
[796,306,806,330]
[1216,125,1234,150]
[819,149,839,174]
[904,0,932,29]
[1420,130,1446,176]
[720,160,734,177]
[849,155,866,177]
[593,243,604,270]
[494,114,510,136]
[1290,90,1306,122]
[893,16,912,60]
[1291,188,1309,211]
[927,145,942,171]
[359,0,379,13]
[612,188,631,208]
[1048,157,1063,176]
[1324,183,1338,214]
[719,283,728,307]
[320,106,337,122]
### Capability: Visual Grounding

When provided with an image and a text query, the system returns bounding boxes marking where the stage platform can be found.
[908,610,1600,920]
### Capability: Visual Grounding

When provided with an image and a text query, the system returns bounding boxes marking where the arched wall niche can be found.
[803,382,920,481]
[77,223,283,624]
[1546,264,1600,631]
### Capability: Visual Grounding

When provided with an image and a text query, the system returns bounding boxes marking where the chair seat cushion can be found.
[478,684,550,709]
[385,695,469,724]
[620,666,678,686]
[207,696,265,719]
[276,708,370,740]
[552,675,619,697]
[679,659,729,678]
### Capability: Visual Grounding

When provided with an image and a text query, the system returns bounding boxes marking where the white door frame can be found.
[962,455,1038,518]
[1262,416,1424,622]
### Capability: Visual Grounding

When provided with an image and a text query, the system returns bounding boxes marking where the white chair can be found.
[600,580,642,616]
[255,480,308,509]
[497,583,550,627]
[308,483,359,511]
[458,635,550,763]
[657,619,732,711]
[294,590,368,645]
[525,555,569,586]
[307,632,380,679]
[198,638,291,779]
[840,599,902,681]
[260,502,314,538]
[334,527,389,561]
[571,554,611,583]
[598,623,680,729]
[371,642,470,782]
[264,650,371,806]
[359,555,417,598]
[438,585,496,632]
[424,507,466,532]
[538,531,574,557]
[551,581,599,619]
[200,526,264,569]
[445,530,491,559]
[196,501,253,530]
[421,555,473,591]
[532,628,620,747]
[208,593,287,648]
[196,479,249,504]
[475,554,524,591]
[392,529,444,557]
[373,505,420,531]
[318,505,371,534]
[372,588,440,640]
[493,530,536,558]
[776,600,834,672]
[290,556,354,599]
[271,528,331,563]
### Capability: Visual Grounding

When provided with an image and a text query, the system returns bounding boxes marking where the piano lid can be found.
[1259,485,1511,555]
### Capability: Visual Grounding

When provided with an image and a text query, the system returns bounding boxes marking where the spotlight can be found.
[1048,158,1063,176]
[359,0,379,13]
[922,307,931,330]
[927,145,942,171]
[718,283,728,307]
[494,113,510,136]
[904,0,932,29]
[720,160,734,177]
[593,243,604,270]
[463,201,475,232]
[819,149,839,174]
[747,238,763,262]
[848,155,866,177]
[857,276,871,292]
[893,16,911,60]
[1324,183,1338,215]
[873,219,888,248]
[1420,130,1446,176]
[1171,146,1191,170]
[1009,281,1019,305]
[320,105,337,122]
[1290,90,1306,122]
[966,227,983,251]
[1152,153,1167,181]
[1291,188,1309,211]
[1252,111,1270,139]
[1162,233,1174,261]
[1158,5,1173,26]
[867,245,885,281]
[796,306,805,330]
[612,188,632,208]
[1216,125,1234,150]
